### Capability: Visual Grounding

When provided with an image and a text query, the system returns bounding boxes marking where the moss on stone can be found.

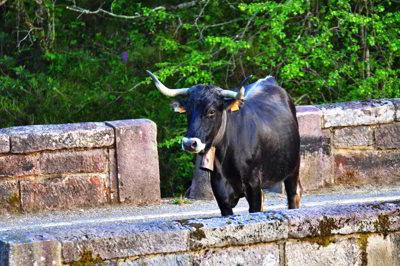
[356,234,369,266]
[303,235,336,247]
[71,250,103,266]
[6,193,21,213]
[373,214,390,237]
[319,216,340,236]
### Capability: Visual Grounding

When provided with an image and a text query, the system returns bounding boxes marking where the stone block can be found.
[111,254,193,266]
[392,98,400,121]
[53,220,189,262]
[0,180,21,214]
[0,154,39,178]
[320,100,395,128]
[299,136,334,191]
[281,201,400,239]
[106,119,160,205]
[20,174,109,212]
[366,234,399,266]
[0,232,61,266]
[285,237,361,266]
[375,123,400,149]
[333,126,374,148]
[334,150,400,185]
[6,122,114,153]
[0,132,9,153]
[296,105,323,137]
[181,212,288,249]
[39,149,109,175]
[193,244,280,266]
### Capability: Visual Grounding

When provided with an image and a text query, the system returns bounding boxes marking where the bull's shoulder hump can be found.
[244,75,284,99]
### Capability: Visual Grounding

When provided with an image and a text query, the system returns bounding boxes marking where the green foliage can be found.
[0,0,399,196]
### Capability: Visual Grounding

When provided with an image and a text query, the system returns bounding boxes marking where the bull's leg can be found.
[245,181,263,213]
[284,166,302,209]
[210,173,234,216]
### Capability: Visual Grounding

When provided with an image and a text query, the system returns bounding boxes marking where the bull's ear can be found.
[224,99,243,112]
[170,101,186,113]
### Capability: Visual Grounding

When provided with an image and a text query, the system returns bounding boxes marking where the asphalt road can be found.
[0,184,399,233]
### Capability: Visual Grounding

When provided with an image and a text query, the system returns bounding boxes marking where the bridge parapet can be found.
[0,119,160,213]
[297,98,400,191]
[1,200,399,265]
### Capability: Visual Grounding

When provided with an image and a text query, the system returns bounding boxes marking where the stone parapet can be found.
[0,119,160,214]
[297,99,400,192]
[0,201,399,265]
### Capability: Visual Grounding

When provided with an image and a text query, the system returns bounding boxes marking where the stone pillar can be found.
[106,119,161,205]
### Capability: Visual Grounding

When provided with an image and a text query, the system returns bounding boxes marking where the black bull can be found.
[148,71,302,216]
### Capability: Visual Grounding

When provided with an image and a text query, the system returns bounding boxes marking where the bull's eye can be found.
[206,109,216,118]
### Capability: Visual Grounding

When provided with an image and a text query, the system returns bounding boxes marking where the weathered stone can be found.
[110,254,193,266]
[392,98,400,121]
[5,122,114,153]
[0,132,10,153]
[39,149,109,175]
[296,105,323,137]
[53,220,189,262]
[282,201,400,238]
[108,148,118,203]
[366,234,399,266]
[193,244,280,266]
[106,119,160,205]
[375,123,400,149]
[285,237,361,266]
[320,100,395,128]
[181,212,288,249]
[299,136,334,191]
[0,154,39,178]
[0,180,21,214]
[0,232,61,266]
[20,174,108,212]
[333,126,374,148]
[334,150,400,185]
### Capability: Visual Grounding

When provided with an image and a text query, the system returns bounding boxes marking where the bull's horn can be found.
[221,87,245,100]
[146,70,189,97]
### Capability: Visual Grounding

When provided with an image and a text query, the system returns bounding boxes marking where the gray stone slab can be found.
[393,98,400,121]
[0,231,61,266]
[375,123,400,149]
[109,254,193,266]
[281,201,400,238]
[367,233,400,266]
[51,220,190,263]
[180,211,288,249]
[285,237,361,266]
[296,105,323,137]
[106,119,160,205]
[193,243,280,266]
[0,132,10,153]
[333,126,374,148]
[5,122,114,153]
[320,100,395,128]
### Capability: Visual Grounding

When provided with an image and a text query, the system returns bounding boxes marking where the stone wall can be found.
[1,200,399,265]
[298,99,400,191]
[189,99,400,198]
[0,119,160,213]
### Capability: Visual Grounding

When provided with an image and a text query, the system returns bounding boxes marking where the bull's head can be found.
[147,70,244,154]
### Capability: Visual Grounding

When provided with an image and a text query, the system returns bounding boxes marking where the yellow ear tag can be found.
[228,100,241,112]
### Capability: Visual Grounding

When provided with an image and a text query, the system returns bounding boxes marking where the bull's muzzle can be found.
[182,137,206,153]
